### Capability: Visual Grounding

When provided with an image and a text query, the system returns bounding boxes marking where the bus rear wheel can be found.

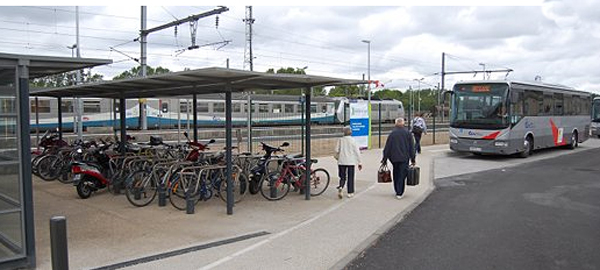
[568,131,578,149]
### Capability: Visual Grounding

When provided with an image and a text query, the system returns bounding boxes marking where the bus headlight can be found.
[494,141,508,147]
[450,138,458,144]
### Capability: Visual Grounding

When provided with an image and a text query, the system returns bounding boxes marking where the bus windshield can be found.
[593,99,600,122]
[450,83,509,129]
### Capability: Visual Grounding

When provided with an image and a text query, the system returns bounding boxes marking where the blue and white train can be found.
[27,94,404,130]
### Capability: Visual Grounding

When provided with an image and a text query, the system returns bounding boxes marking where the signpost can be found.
[349,99,370,150]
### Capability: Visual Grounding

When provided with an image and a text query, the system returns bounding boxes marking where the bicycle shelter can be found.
[31,67,365,212]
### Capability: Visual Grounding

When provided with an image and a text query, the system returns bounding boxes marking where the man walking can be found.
[411,113,427,154]
[382,118,416,199]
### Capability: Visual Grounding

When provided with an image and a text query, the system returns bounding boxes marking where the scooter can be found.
[182,131,215,162]
[71,141,115,199]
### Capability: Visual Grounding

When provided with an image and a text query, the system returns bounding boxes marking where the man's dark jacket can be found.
[382,126,416,163]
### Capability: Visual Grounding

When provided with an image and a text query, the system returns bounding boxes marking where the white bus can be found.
[448,81,592,157]
[591,97,600,138]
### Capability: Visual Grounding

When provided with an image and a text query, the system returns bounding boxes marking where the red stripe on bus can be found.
[482,131,501,140]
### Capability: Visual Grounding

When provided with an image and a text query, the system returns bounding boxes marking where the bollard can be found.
[50,216,69,270]
[186,189,194,214]
[158,184,166,207]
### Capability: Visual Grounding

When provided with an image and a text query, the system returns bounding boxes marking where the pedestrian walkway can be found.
[32,146,437,270]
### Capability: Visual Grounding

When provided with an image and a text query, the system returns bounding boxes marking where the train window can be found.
[213,102,224,113]
[30,99,51,113]
[284,104,294,113]
[198,103,209,113]
[259,104,269,113]
[372,104,379,111]
[233,103,242,113]
[161,102,169,113]
[273,105,281,113]
[83,100,101,113]
[310,104,317,113]
[61,100,74,113]
[321,105,327,113]
[180,102,188,113]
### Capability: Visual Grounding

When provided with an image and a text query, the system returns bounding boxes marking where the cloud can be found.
[0,4,598,94]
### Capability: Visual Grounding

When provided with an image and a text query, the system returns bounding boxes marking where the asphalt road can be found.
[347,147,600,270]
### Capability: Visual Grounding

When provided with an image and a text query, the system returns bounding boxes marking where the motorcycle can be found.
[71,141,115,199]
[248,142,289,194]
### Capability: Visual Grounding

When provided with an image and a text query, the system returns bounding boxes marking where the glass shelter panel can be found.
[0,66,24,263]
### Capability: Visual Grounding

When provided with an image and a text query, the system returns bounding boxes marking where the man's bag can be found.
[378,163,392,183]
[407,165,420,186]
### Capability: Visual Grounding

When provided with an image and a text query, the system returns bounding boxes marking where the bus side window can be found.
[510,90,523,124]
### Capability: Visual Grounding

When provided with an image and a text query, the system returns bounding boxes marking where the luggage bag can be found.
[407,165,420,186]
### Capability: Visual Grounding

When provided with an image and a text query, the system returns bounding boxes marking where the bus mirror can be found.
[442,90,454,103]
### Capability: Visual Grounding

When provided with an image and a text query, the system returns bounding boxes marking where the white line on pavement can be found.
[198,183,380,270]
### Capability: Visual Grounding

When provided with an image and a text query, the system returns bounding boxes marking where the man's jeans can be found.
[392,161,409,196]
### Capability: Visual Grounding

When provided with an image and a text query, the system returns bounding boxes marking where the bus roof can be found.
[453,80,591,96]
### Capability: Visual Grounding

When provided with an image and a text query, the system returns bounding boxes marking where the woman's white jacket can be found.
[335,136,362,166]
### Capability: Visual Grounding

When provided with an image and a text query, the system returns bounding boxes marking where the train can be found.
[27,93,404,131]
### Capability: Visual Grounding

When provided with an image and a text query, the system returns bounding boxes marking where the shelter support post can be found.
[226,88,233,215]
[378,104,382,148]
[35,97,39,148]
[304,87,311,200]
[57,97,63,141]
[193,94,198,142]
[119,98,126,155]
[18,62,36,268]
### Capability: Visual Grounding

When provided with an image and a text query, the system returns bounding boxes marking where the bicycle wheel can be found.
[37,155,59,181]
[307,168,330,196]
[259,171,290,201]
[125,170,157,207]
[219,168,248,204]
[169,172,198,211]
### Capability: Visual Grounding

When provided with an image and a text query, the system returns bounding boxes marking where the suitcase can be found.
[407,166,420,186]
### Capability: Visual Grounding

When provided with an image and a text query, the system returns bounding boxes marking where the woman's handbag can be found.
[378,163,392,183]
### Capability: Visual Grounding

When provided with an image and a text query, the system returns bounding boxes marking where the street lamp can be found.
[67,44,77,57]
[414,78,424,113]
[361,40,371,104]
[479,63,486,80]
[361,39,371,149]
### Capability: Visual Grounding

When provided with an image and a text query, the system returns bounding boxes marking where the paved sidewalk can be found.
[32,145,438,270]
[119,148,435,270]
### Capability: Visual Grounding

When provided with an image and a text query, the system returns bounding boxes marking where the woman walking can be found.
[334,127,362,198]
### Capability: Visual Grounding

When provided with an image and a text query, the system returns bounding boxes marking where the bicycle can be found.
[259,156,330,201]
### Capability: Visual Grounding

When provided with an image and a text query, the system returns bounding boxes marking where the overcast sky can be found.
[1,2,599,94]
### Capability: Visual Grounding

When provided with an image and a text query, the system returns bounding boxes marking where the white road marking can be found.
[198,183,380,270]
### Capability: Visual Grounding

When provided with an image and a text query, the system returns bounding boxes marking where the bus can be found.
[592,97,600,138]
[447,80,592,157]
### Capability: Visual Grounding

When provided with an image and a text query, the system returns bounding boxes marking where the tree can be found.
[112,66,171,80]
[328,85,364,97]
[256,67,325,96]
[30,69,104,88]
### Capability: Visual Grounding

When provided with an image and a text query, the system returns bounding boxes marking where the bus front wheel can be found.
[519,136,533,158]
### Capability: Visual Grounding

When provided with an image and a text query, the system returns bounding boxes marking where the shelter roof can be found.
[0,52,112,84]
[31,67,366,99]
